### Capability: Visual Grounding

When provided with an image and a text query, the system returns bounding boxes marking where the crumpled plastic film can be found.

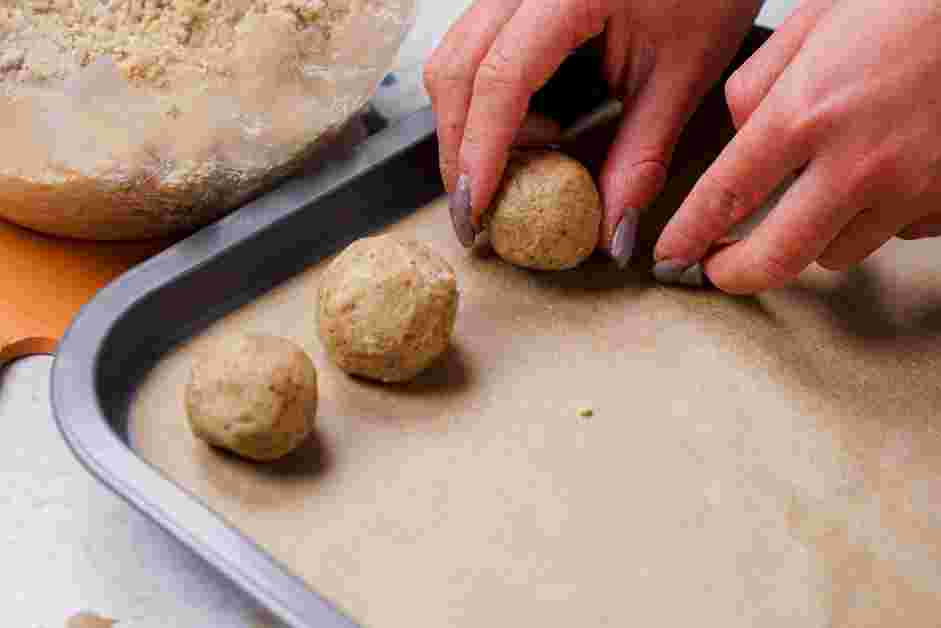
[0,0,416,240]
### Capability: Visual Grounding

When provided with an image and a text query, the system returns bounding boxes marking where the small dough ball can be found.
[487,150,602,270]
[185,334,318,462]
[318,236,459,383]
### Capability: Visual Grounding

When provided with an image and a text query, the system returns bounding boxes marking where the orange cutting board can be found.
[0,218,172,366]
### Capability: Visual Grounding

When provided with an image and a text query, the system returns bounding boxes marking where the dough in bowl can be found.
[487,150,602,271]
[185,333,318,462]
[318,236,459,383]
[0,0,413,240]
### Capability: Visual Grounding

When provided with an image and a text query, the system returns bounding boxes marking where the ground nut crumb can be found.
[0,48,25,74]
[1,0,350,87]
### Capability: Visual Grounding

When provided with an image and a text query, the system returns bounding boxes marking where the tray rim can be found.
[51,106,439,628]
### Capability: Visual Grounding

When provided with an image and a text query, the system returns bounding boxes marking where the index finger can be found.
[423,0,523,192]
[654,85,815,267]
[458,0,608,226]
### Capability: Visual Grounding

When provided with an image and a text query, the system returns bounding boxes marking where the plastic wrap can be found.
[0,0,415,240]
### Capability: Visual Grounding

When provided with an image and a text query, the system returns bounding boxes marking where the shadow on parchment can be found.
[196,425,333,487]
[190,426,334,508]
[470,228,653,297]
[724,262,941,435]
[256,429,334,480]
[528,253,655,295]
[785,266,941,343]
[349,341,475,399]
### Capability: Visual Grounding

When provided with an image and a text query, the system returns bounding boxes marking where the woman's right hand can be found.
[424,0,763,266]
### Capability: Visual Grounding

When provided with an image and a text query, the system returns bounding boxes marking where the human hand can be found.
[424,0,762,265]
[655,0,941,293]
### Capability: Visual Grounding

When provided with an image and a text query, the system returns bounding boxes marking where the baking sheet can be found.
[130,106,941,627]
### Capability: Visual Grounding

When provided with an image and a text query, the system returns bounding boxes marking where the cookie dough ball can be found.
[487,150,602,270]
[185,334,318,462]
[318,236,459,383]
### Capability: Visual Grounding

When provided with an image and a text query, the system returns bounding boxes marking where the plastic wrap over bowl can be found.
[0,0,416,240]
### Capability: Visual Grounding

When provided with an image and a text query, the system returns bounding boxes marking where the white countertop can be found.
[2,2,793,626]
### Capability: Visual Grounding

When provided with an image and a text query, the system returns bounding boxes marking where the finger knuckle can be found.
[424,52,476,96]
[608,158,669,210]
[476,48,527,92]
[759,248,805,287]
[781,111,816,147]
[783,96,838,149]
[422,59,441,92]
[631,159,669,194]
[701,175,750,229]
[724,71,756,129]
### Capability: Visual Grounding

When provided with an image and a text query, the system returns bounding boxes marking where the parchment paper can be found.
[131,101,941,627]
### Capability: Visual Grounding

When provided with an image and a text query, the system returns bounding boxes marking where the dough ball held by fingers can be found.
[486,150,602,271]
[441,0,608,246]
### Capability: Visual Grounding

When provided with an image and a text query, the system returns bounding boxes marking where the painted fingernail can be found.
[653,260,712,288]
[653,260,688,284]
[449,174,476,248]
[610,211,639,270]
[679,263,707,288]
[653,260,708,287]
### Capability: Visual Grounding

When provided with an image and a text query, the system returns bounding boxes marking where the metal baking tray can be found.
[52,27,772,628]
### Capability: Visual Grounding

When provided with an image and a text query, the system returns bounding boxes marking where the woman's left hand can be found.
[654,0,941,294]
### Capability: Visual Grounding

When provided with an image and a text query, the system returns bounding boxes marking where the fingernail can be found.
[449,174,476,248]
[679,263,708,288]
[653,260,708,287]
[610,211,639,270]
[653,260,688,284]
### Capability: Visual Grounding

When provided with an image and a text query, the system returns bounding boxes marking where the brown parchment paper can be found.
[131,100,941,627]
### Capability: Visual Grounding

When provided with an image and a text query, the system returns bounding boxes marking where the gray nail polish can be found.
[679,263,707,288]
[449,174,476,248]
[653,260,708,288]
[652,260,689,284]
[610,211,639,269]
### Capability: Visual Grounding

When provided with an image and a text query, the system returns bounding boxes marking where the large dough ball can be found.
[185,333,318,462]
[318,236,459,383]
[487,150,602,270]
